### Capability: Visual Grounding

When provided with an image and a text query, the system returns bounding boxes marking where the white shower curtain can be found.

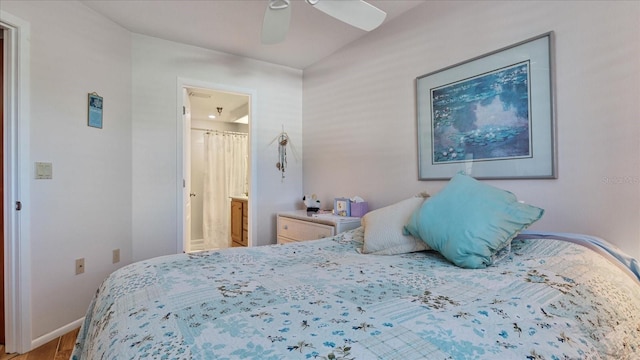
[202,132,248,249]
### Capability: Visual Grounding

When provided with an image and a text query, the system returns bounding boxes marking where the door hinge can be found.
[183,106,186,115]
[15,201,22,211]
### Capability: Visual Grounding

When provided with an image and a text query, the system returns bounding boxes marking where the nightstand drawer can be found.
[277,216,334,241]
[276,236,298,245]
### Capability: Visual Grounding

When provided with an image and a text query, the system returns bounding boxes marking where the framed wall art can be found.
[416,32,556,180]
[334,197,351,217]
[88,92,103,129]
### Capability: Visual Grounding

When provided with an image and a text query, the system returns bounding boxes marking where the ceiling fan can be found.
[261,0,387,44]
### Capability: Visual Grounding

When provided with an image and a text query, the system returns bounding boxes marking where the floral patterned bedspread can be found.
[72,229,640,360]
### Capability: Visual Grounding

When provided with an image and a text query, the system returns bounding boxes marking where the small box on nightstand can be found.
[350,202,369,217]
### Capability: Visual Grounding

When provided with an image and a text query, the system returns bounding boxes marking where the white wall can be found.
[1,1,302,347]
[303,1,640,260]
[132,34,303,261]
[2,0,133,342]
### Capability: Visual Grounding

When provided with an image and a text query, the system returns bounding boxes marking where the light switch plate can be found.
[35,162,53,179]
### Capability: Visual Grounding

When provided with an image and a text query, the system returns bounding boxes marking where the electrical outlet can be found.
[75,258,85,275]
[112,249,120,264]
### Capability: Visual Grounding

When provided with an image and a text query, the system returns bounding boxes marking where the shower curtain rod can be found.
[191,127,248,136]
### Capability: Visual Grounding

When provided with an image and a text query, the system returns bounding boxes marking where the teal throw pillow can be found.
[404,173,544,268]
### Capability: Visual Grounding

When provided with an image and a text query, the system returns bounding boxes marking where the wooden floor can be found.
[0,327,79,360]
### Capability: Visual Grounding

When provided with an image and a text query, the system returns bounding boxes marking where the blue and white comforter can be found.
[72,229,640,359]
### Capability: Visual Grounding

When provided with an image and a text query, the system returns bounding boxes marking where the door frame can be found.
[1,11,32,354]
[182,88,192,252]
[176,78,257,253]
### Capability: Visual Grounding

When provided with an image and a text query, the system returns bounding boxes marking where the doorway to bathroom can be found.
[184,86,250,252]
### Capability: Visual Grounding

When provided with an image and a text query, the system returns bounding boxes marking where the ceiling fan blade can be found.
[261,0,292,44]
[309,0,387,31]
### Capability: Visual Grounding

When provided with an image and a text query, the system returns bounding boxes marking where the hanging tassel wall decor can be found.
[269,126,298,181]
[277,132,287,180]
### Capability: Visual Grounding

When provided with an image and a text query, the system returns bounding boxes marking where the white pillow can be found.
[361,196,431,255]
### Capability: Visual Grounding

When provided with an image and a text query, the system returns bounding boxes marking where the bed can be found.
[72,174,640,359]
[72,227,640,359]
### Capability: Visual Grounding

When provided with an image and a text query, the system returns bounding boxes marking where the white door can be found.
[182,88,192,252]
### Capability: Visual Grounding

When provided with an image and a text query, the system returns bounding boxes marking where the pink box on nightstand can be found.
[350,202,369,217]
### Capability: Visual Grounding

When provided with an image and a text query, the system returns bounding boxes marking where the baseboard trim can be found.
[30,317,84,351]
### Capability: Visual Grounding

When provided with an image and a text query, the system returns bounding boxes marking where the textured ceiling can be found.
[80,0,426,69]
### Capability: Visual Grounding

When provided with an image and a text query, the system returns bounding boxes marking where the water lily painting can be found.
[417,33,556,180]
[431,62,531,163]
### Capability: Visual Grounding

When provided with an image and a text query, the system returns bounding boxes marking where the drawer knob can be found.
[283,225,288,230]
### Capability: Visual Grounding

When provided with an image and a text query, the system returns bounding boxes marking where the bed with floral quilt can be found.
[72,175,640,359]
[72,227,640,360]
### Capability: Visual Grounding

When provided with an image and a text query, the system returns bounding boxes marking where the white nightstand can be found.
[277,210,362,244]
